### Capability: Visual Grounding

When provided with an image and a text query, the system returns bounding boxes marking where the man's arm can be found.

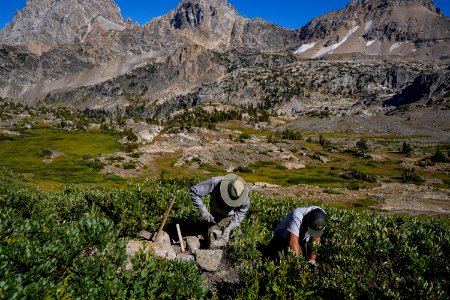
[189,177,220,210]
[288,232,301,256]
[225,197,250,232]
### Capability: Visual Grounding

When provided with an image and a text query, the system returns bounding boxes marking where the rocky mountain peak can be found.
[347,0,438,13]
[170,0,238,29]
[165,0,240,48]
[0,0,125,53]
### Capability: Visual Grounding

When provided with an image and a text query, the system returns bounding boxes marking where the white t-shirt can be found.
[275,206,325,241]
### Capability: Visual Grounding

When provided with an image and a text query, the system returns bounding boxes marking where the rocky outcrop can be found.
[384,71,450,106]
[0,0,125,53]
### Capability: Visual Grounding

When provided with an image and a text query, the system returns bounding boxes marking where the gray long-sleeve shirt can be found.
[190,176,250,230]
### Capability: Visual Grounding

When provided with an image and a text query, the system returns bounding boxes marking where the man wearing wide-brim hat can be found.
[190,173,250,249]
[268,206,327,267]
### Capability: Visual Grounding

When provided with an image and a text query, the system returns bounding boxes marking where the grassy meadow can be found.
[0,128,124,189]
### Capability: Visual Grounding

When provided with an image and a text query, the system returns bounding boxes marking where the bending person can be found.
[269,206,327,266]
[190,174,250,249]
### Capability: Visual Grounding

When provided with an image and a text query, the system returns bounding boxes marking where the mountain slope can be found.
[0,0,448,115]
[292,0,450,60]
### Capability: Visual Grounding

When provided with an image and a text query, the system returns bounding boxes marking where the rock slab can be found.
[186,236,201,254]
[152,230,171,245]
[195,249,223,272]
[138,230,152,240]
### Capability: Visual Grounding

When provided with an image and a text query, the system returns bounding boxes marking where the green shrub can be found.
[339,169,377,182]
[124,128,138,142]
[277,129,303,140]
[236,166,253,173]
[83,158,105,171]
[121,143,139,153]
[123,160,137,170]
[401,167,424,183]
[127,152,143,159]
[238,132,251,142]
[430,145,450,163]
[355,138,370,156]
[231,202,450,299]
[319,134,331,147]
[400,142,413,156]
[36,148,52,158]
[0,174,448,299]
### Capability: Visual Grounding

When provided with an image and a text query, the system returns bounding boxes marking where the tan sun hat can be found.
[220,173,249,207]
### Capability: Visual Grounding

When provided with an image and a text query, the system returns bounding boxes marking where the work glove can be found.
[221,227,231,243]
[199,207,216,224]
[308,259,317,269]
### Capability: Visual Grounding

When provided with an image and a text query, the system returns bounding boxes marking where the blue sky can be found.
[1,0,449,30]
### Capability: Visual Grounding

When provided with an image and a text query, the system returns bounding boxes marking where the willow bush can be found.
[1,173,449,299]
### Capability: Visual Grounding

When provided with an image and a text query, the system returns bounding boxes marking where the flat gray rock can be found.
[195,249,223,272]
[138,230,152,240]
[186,236,201,254]
[177,252,194,262]
[153,230,171,245]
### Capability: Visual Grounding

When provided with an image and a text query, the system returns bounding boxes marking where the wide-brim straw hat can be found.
[220,173,249,207]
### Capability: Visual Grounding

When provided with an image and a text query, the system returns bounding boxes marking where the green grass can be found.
[0,128,122,188]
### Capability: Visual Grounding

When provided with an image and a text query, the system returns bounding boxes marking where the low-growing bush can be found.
[122,160,137,170]
[0,177,207,299]
[83,158,105,171]
[339,169,377,182]
[36,148,52,158]
[400,141,413,156]
[430,145,450,163]
[238,132,251,142]
[236,165,253,173]
[0,174,448,299]
[121,143,139,153]
[401,166,424,183]
[355,138,370,156]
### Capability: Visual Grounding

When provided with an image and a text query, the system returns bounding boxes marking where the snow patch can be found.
[313,26,360,58]
[390,42,403,52]
[364,20,373,32]
[294,42,316,54]
[366,40,376,46]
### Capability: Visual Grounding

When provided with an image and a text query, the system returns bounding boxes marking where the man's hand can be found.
[200,207,216,224]
[221,227,231,243]
[308,259,317,269]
